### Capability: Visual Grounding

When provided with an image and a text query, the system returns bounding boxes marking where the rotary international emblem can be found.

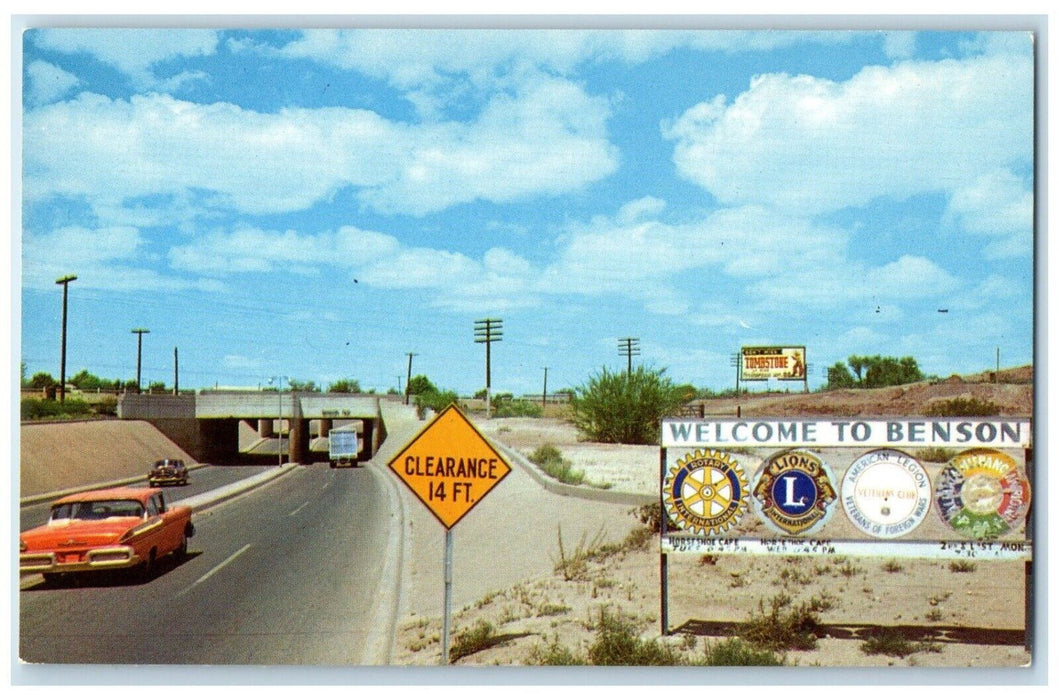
[935,448,1031,538]
[664,449,749,536]
[752,450,837,536]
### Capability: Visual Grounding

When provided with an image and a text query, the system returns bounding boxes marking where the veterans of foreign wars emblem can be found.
[842,449,931,538]
[752,450,837,536]
[935,448,1031,539]
[664,449,749,536]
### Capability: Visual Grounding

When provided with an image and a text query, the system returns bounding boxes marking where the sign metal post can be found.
[388,403,512,664]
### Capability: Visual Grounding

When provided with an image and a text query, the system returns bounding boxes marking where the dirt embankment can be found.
[19,420,193,498]
[691,369,1033,418]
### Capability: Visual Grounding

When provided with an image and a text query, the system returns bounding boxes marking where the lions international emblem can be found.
[752,450,837,536]
[664,449,748,536]
[935,448,1031,538]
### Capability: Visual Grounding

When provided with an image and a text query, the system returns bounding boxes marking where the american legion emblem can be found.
[935,448,1031,539]
[664,449,749,536]
[751,450,838,536]
[841,449,931,539]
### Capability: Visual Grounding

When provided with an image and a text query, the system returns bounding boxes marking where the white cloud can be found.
[30,28,220,89]
[21,224,222,293]
[616,196,666,224]
[167,225,399,275]
[274,29,857,93]
[25,60,80,105]
[541,204,846,298]
[881,31,917,59]
[749,254,960,308]
[665,48,1032,218]
[944,169,1032,258]
[24,82,616,218]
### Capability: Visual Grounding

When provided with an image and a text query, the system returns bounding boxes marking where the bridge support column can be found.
[319,418,333,438]
[258,419,274,438]
[290,419,311,464]
[361,420,374,460]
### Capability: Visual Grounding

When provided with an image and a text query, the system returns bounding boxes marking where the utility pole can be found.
[541,366,549,409]
[55,274,77,403]
[173,347,179,395]
[405,352,418,405]
[618,337,640,375]
[996,347,1001,384]
[131,328,150,393]
[474,318,503,418]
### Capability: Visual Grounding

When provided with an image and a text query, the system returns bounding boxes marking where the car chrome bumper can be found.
[20,547,141,574]
[148,475,186,484]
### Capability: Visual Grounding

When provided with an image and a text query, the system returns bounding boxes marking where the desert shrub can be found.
[21,398,92,420]
[449,619,497,663]
[586,609,683,666]
[493,399,543,418]
[526,638,586,665]
[529,444,586,485]
[631,502,678,533]
[570,366,686,444]
[949,560,977,573]
[702,638,785,666]
[414,390,460,418]
[860,630,941,657]
[742,595,820,652]
[93,395,119,416]
[925,397,1001,417]
[553,525,606,581]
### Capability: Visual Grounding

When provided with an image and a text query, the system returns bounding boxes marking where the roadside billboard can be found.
[741,346,806,381]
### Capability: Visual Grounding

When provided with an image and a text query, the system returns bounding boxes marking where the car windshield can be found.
[51,500,144,521]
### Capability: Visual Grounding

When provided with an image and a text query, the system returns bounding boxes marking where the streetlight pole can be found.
[131,328,150,393]
[269,375,288,467]
[55,275,77,403]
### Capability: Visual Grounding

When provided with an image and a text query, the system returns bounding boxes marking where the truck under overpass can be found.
[117,392,387,465]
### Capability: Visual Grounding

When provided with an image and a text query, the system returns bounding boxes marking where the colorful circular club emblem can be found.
[664,449,749,536]
[935,448,1031,538]
[752,450,838,536]
[842,450,931,538]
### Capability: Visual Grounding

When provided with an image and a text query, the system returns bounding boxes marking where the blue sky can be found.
[17,27,1035,396]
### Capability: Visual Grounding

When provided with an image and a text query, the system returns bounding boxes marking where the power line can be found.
[618,337,640,375]
[474,318,503,417]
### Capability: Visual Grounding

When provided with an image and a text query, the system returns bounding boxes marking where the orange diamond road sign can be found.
[388,403,512,529]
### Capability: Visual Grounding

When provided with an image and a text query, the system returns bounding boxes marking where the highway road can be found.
[18,461,401,665]
[19,463,277,532]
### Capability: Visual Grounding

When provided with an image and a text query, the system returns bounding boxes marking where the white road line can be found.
[177,544,251,597]
[289,501,310,517]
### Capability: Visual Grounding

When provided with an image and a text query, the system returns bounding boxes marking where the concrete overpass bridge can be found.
[117,392,387,464]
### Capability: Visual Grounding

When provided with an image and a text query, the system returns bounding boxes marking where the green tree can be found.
[30,372,56,389]
[863,356,923,388]
[847,355,868,383]
[570,366,686,445]
[826,362,857,389]
[328,378,362,393]
[288,379,321,393]
[406,374,437,396]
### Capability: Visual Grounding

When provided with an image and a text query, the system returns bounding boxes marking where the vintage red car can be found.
[20,487,194,583]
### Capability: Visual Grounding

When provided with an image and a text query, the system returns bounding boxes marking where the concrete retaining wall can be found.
[19,420,195,498]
